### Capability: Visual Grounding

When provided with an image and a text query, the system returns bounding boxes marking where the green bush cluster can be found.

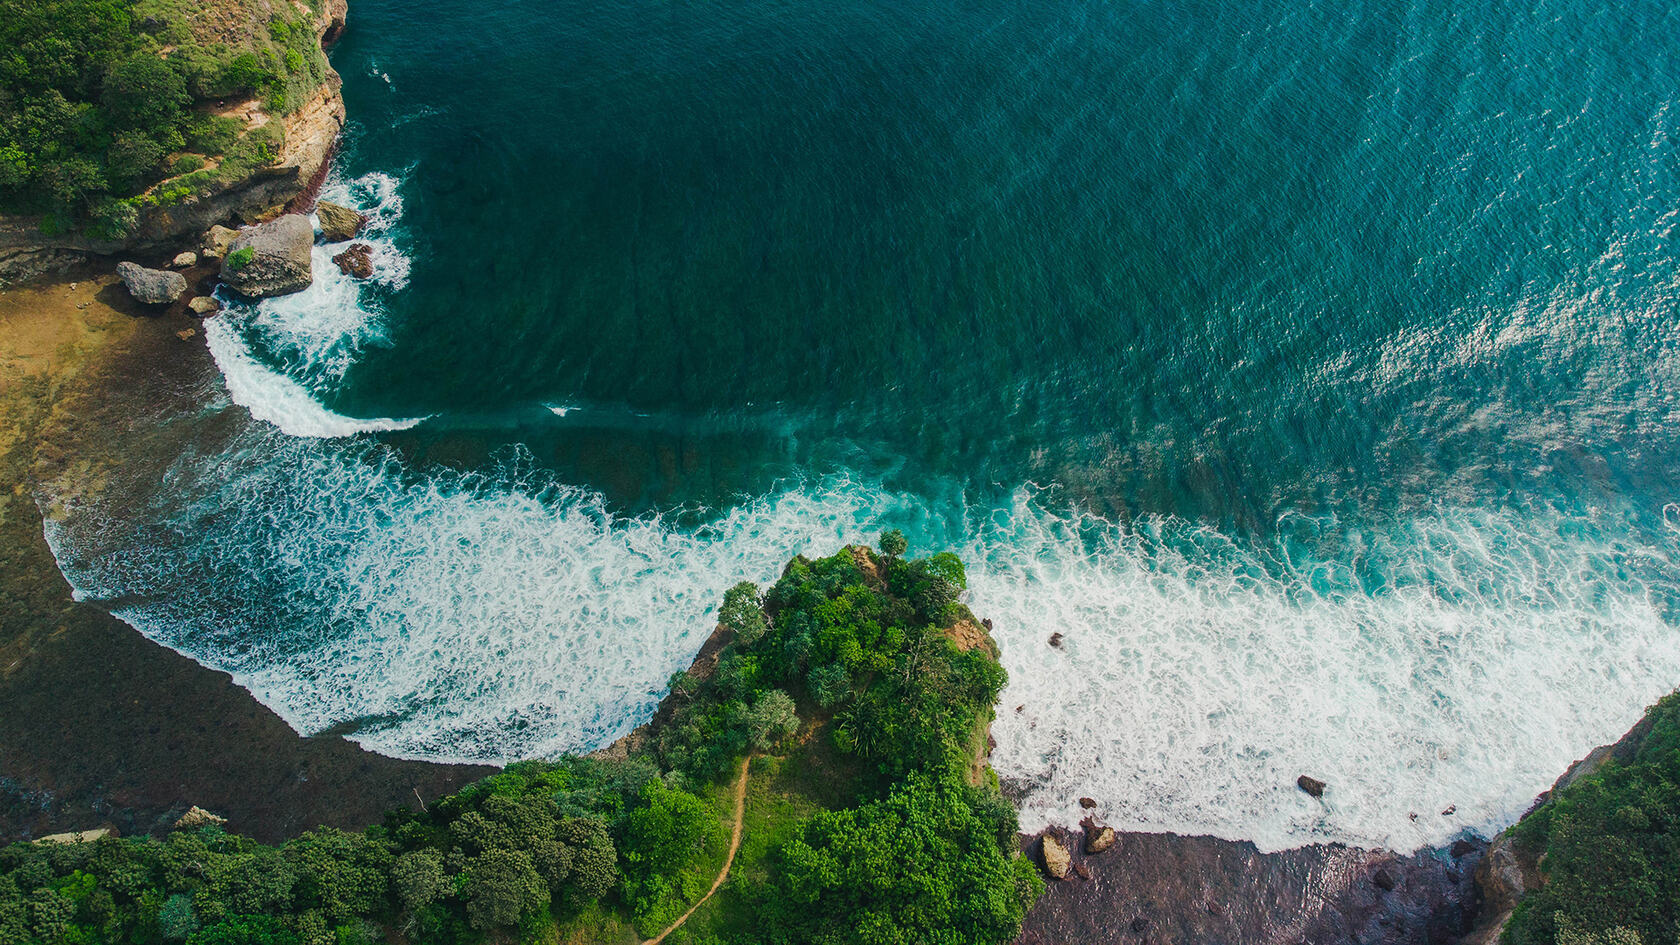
[653,539,1038,944]
[0,755,729,945]
[751,777,1045,945]
[1504,692,1680,945]
[0,0,328,228]
[655,544,1000,794]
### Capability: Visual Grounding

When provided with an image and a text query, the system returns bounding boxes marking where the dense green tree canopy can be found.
[0,0,327,232]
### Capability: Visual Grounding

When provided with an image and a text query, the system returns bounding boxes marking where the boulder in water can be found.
[221,215,313,298]
[171,251,198,268]
[333,242,375,279]
[188,296,220,316]
[316,200,366,242]
[1041,833,1072,880]
[116,261,186,305]
[1297,775,1326,798]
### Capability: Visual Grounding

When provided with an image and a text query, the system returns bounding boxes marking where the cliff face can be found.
[1460,708,1663,945]
[0,0,349,285]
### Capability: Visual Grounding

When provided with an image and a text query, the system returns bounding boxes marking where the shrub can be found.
[104,130,166,191]
[879,529,908,559]
[718,581,768,644]
[807,662,851,708]
[390,850,446,913]
[102,52,191,132]
[757,778,1041,945]
[184,115,245,157]
[744,690,799,751]
[225,247,255,271]
[462,848,545,931]
[160,893,199,941]
[618,779,725,932]
[87,196,141,241]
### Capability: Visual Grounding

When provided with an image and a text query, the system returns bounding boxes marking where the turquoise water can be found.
[46,0,1680,851]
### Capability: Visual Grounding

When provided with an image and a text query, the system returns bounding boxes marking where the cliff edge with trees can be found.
[0,0,347,284]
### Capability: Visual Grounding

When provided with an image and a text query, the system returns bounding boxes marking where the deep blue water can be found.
[46,0,1680,851]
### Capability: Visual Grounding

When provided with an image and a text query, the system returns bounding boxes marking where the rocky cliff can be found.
[1461,706,1665,945]
[0,0,349,285]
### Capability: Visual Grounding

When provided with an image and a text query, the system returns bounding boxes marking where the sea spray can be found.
[206,171,426,438]
[966,496,1680,852]
[39,416,1680,851]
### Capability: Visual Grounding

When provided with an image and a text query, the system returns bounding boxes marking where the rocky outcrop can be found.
[316,201,366,242]
[171,251,198,268]
[1014,828,1484,945]
[188,296,221,316]
[0,244,92,289]
[35,828,114,844]
[116,262,187,305]
[1041,833,1072,880]
[1297,774,1326,797]
[1084,823,1116,855]
[173,806,228,829]
[202,225,239,261]
[221,215,314,298]
[333,242,374,279]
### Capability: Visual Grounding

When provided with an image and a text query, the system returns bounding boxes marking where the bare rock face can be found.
[1042,833,1073,880]
[315,201,367,242]
[116,261,187,304]
[1085,824,1117,855]
[202,225,239,260]
[221,215,314,298]
[173,806,227,829]
[332,242,374,279]
[1016,829,1486,945]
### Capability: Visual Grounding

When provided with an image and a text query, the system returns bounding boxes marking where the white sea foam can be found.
[205,171,426,438]
[42,414,1680,852]
[203,318,425,437]
[967,497,1680,852]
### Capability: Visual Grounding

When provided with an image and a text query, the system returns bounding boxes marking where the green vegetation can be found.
[0,540,1041,944]
[1503,692,1680,945]
[223,246,254,271]
[0,0,330,232]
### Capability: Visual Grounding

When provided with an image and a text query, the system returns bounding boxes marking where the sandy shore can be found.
[0,264,491,844]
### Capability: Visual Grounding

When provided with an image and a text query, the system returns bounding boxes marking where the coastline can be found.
[1015,825,1482,944]
[0,265,492,844]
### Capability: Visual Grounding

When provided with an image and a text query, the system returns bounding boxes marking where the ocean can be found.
[41,0,1680,853]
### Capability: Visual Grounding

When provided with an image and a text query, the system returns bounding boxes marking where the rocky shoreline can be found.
[0,265,492,845]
